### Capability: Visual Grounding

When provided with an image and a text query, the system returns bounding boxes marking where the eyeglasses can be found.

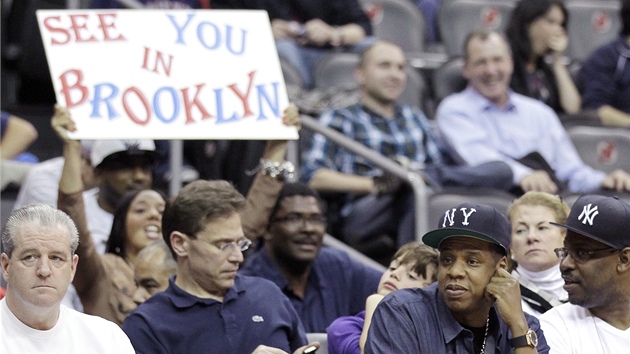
[272,213,327,227]
[192,237,252,253]
[554,247,619,263]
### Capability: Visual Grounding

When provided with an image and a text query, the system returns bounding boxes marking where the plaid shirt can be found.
[301,104,444,181]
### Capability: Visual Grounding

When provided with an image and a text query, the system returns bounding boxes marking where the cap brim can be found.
[550,222,618,248]
[422,228,507,254]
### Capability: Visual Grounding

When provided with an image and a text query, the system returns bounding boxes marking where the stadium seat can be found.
[280,56,304,100]
[431,57,466,105]
[360,0,428,53]
[565,0,621,63]
[567,126,630,173]
[312,53,361,91]
[280,57,304,90]
[438,0,516,57]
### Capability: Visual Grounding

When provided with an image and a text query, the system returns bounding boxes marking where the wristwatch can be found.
[510,328,538,348]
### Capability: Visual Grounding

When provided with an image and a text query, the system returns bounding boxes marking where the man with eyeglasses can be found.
[539,194,630,354]
[239,182,382,332]
[122,180,318,354]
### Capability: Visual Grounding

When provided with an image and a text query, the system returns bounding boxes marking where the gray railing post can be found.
[168,140,184,197]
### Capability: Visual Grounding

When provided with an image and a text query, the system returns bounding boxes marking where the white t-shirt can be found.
[83,188,114,254]
[539,303,630,353]
[0,298,135,353]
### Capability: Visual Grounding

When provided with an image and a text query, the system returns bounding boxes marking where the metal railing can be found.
[300,115,432,241]
[324,234,386,272]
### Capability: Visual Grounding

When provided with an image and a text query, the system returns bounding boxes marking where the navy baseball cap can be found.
[551,195,630,249]
[422,202,511,255]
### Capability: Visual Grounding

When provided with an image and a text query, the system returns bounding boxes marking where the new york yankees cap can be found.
[551,194,630,249]
[91,140,157,168]
[422,202,511,255]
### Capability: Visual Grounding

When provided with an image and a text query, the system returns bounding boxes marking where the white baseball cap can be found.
[90,140,157,168]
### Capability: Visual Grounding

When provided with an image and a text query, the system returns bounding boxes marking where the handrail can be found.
[300,115,432,241]
[324,234,386,272]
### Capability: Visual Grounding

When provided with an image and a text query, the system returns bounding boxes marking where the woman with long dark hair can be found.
[506,0,581,115]
[105,188,166,262]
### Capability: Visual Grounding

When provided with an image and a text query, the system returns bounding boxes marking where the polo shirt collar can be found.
[167,275,245,308]
[464,86,517,112]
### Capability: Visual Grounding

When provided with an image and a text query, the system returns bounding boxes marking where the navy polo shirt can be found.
[239,247,382,333]
[123,275,307,354]
[365,283,550,354]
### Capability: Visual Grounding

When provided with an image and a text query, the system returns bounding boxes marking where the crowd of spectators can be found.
[2,0,630,353]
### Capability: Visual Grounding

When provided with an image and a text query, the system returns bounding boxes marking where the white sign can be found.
[36,10,297,140]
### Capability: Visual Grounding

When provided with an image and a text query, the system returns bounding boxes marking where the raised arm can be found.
[52,106,106,303]
[241,104,299,240]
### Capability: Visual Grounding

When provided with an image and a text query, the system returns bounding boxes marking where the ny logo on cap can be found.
[443,208,477,227]
[123,140,141,151]
[578,203,599,225]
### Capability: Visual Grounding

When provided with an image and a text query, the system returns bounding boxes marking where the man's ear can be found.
[498,256,508,270]
[1,253,10,283]
[617,247,630,273]
[170,231,189,258]
[69,254,79,281]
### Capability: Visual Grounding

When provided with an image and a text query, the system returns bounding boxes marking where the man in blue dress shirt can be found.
[436,30,630,195]
[365,202,549,353]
